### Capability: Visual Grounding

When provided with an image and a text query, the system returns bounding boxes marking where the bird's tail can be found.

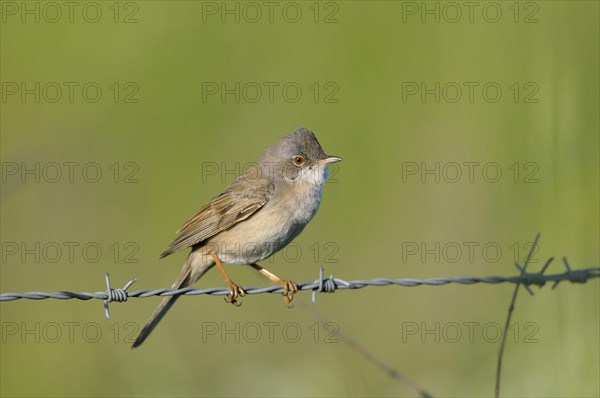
[132,251,213,348]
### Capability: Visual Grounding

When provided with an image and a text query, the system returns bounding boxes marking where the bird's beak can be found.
[318,156,342,165]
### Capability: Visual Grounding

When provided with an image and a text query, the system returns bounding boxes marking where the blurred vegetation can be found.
[1,1,598,397]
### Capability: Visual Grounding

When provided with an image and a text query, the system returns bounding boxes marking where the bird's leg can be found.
[250,263,297,304]
[212,253,245,304]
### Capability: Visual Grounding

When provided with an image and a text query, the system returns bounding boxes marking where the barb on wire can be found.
[495,233,539,398]
[493,245,594,397]
[103,272,137,320]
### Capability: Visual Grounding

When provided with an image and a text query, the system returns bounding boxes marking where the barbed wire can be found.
[1,234,599,398]
[1,257,598,319]
[496,232,539,397]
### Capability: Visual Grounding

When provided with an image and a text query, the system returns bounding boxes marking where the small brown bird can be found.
[132,127,341,348]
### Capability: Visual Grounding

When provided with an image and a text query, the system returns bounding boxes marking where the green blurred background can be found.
[1,1,598,396]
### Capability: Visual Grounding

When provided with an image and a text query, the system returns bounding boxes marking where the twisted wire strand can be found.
[1,266,598,302]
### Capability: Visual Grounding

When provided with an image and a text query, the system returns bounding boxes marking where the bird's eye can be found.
[292,155,305,166]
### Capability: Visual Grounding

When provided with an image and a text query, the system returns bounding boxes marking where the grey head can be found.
[257,127,341,183]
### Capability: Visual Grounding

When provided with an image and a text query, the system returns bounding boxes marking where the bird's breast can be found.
[208,179,325,264]
[207,162,330,265]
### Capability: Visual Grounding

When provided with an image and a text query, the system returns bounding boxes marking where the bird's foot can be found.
[282,280,298,305]
[225,282,246,305]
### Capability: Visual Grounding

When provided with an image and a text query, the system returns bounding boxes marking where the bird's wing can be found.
[160,169,274,258]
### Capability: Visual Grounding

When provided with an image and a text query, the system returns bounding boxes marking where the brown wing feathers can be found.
[160,171,274,258]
